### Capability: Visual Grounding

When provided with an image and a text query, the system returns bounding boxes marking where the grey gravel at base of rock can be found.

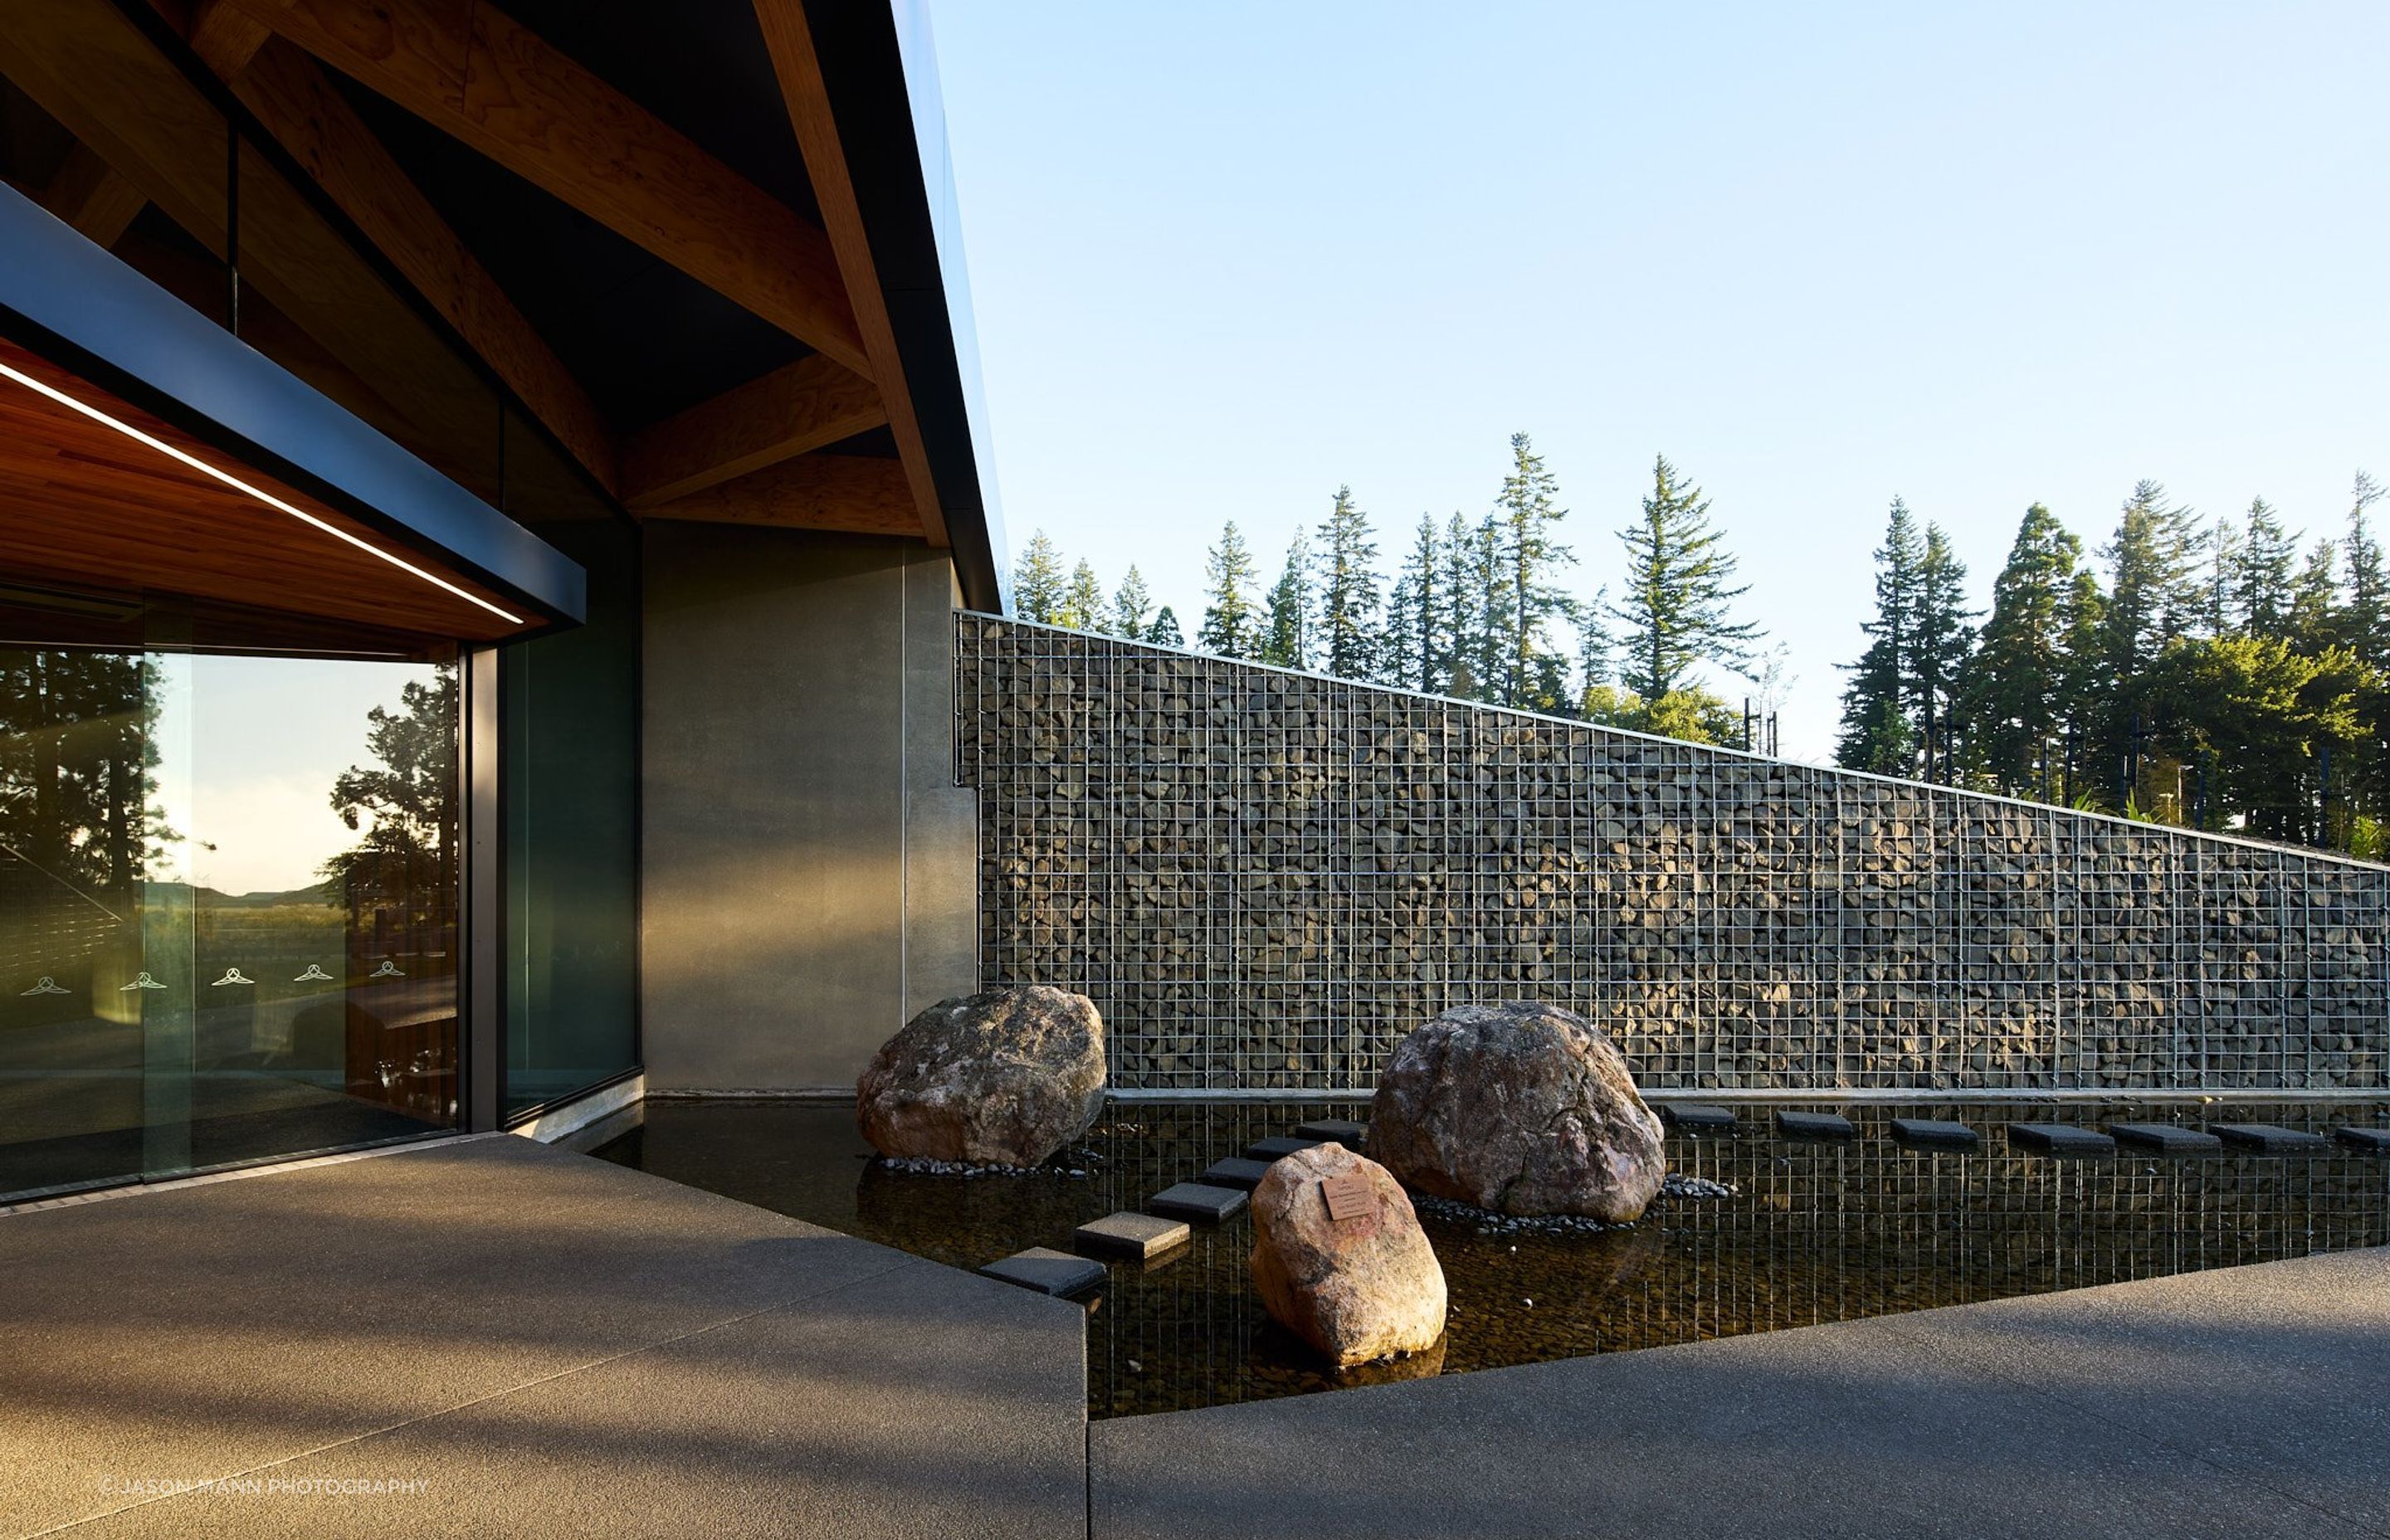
[1368,1001,1667,1221]
[1249,1143,1447,1367]
[856,986,1107,1166]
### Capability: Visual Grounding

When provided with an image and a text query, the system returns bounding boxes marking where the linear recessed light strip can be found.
[0,359,524,626]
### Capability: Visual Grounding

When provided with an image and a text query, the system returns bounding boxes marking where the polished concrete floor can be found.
[3,1134,2385,1539]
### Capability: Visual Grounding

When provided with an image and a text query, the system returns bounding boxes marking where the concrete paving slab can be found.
[73,1259,1088,1540]
[1147,1182,1247,1222]
[1773,1110,1855,1140]
[2334,1125,2390,1152]
[2210,1123,2334,1153]
[1244,1136,1322,1161]
[2007,1122,2115,1155]
[1291,1119,1366,1147]
[980,1246,1108,1296]
[1888,1118,1978,1150]
[1076,1212,1192,1261]
[1658,1102,1738,1130]
[1091,1249,2390,1540]
[2107,1122,2223,1154]
[0,1137,913,1538]
[1196,1157,1274,1191]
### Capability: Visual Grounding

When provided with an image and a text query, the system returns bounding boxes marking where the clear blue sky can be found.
[930,1,2390,759]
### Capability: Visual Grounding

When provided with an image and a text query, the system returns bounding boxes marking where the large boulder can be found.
[856,986,1105,1166]
[1249,1143,1446,1367]
[1369,1001,1666,1221]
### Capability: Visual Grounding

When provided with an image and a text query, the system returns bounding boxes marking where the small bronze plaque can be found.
[1319,1172,1374,1223]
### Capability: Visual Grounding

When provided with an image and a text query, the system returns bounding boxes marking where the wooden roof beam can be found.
[644,453,915,536]
[224,0,871,375]
[228,37,618,495]
[751,0,950,548]
[619,354,884,512]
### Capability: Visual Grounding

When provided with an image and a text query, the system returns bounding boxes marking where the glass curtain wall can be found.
[0,636,460,1201]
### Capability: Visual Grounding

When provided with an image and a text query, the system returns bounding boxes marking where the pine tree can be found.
[1956,504,2081,797]
[2290,539,2339,652]
[1608,456,1763,709]
[2339,473,2387,662]
[1145,606,1184,648]
[1387,514,1440,692]
[2235,496,2297,638]
[1197,521,1262,659]
[1469,514,1506,702]
[1573,593,1614,717]
[1261,529,1313,669]
[1314,486,1383,681]
[1912,523,1976,781]
[2096,480,2201,804]
[2056,568,2109,805]
[1111,566,1154,640]
[1058,558,1105,632]
[1012,529,1067,625]
[1835,498,1922,773]
[1490,432,1573,705]
[2201,514,2242,636]
[1439,510,1483,698]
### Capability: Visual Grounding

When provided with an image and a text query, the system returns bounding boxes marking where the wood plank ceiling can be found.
[0,0,943,579]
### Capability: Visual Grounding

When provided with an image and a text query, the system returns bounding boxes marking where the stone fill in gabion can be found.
[954,614,2390,1095]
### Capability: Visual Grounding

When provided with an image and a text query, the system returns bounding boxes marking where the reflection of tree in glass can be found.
[323,665,456,940]
[0,651,173,904]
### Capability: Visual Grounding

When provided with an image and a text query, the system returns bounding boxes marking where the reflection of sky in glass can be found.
[149,655,436,897]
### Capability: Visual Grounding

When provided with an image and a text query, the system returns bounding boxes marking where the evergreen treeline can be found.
[1836,475,2389,855]
[1009,433,1772,745]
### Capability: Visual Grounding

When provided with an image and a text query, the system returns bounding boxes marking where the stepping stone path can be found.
[1148,1182,1248,1222]
[1198,1157,1275,1191]
[1246,1135,1324,1161]
[1658,1103,1738,1130]
[1774,1110,1855,1141]
[1074,1211,1191,1261]
[2209,1123,2332,1153]
[2107,1123,2222,1154]
[2007,1123,2115,1155]
[978,1247,1105,1297]
[2334,1126,2390,1152]
[1293,1118,1368,1147]
[1888,1118,1978,1150]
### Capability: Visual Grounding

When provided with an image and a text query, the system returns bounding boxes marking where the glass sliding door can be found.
[0,639,461,1201]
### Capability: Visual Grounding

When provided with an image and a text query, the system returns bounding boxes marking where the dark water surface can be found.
[591,1099,2390,1418]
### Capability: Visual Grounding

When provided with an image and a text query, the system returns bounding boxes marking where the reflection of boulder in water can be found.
[852,1157,1090,1266]
[1333,1333,1445,1386]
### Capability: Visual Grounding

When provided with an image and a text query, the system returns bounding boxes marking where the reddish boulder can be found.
[1249,1143,1446,1367]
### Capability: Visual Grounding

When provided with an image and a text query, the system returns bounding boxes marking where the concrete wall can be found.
[957,614,2390,1097]
[641,525,976,1092]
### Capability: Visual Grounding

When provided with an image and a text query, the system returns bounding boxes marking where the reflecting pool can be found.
[592,1098,2390,1418]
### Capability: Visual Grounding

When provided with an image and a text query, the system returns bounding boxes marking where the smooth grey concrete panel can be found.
[642,526,978,1094]
[1091,1249,2390,1540]
[74,1258,1086,1540]
[0,1137,913,1535]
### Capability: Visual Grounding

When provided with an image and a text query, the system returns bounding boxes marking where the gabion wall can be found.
[954,615,2390,1094]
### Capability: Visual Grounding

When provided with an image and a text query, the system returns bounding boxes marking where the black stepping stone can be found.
[1889,1118,1978,1150]
[1773,1110,1855,1141]
[2007,1123,2115,1155]
[978,1247,1105,1297]
[1659,1103,1738,1130]
[1073,1211,1191,1261]
[1148,1182,1248,1222]
[1293,1118,1368,1147]
[2209,1123,2332,1153]
[1198,1157,1275,1191]
[2107,1123,2222,1154]
[1246,1135,1324,1161]
[2334,1126,2390,1153]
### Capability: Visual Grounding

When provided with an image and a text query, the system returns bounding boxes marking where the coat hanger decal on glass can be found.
[294,963,334,982]
[212,967,255,987]
[370,960,404,978]
[119,972,167,991]
[20,976,68,996]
